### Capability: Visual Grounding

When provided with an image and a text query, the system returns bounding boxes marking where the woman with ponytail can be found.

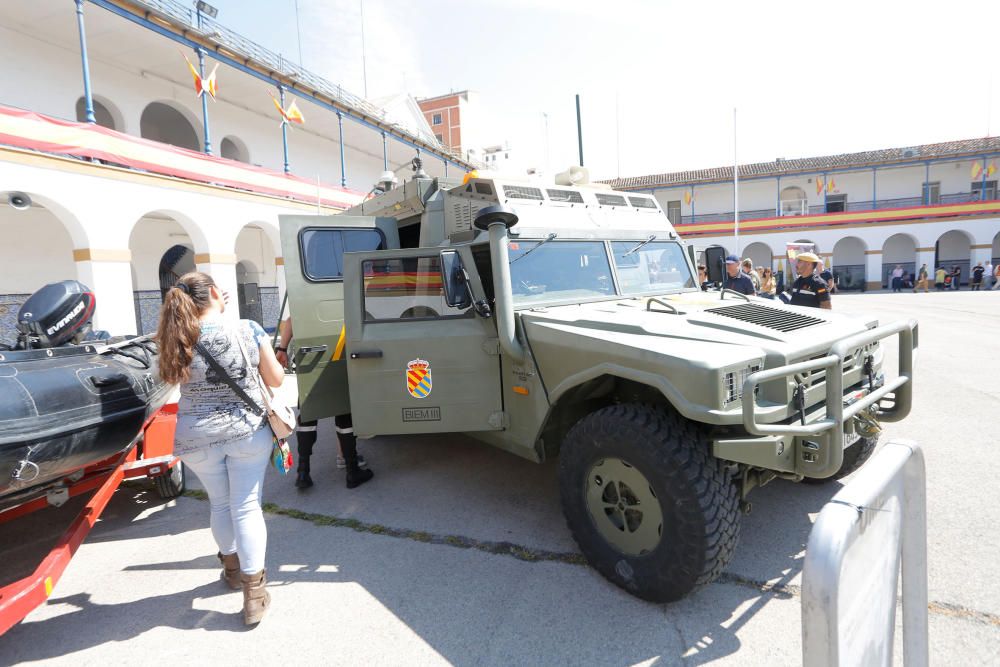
[157,271,284,626]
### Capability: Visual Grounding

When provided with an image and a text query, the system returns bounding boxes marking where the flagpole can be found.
[279,85,290,174]
[197,48,212,155]
[733,107,739,256]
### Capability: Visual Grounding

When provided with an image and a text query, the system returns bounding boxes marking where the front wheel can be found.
[558,404,741,602]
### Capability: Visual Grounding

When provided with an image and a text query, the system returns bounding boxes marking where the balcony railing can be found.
[136,0,471,162]
[679,192,990,225]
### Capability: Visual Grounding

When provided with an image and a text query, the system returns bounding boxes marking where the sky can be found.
[206,0,1000,181]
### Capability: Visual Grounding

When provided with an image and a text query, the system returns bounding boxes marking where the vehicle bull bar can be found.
[741,319,917,479]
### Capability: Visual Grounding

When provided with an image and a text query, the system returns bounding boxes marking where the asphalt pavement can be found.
[1,290,999,665]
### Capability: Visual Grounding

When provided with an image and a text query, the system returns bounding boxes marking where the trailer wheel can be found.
[558,403,741,602]
[154,460,185,499]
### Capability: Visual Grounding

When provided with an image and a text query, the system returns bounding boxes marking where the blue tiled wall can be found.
[0,294,31,347]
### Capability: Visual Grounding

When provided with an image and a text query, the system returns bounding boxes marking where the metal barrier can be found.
[801,439,928,666]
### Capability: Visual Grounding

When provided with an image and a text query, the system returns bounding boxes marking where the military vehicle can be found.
[279,164,916,602]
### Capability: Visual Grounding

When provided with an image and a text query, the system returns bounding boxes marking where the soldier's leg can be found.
[294,419,318,489]
[335,414,373,489]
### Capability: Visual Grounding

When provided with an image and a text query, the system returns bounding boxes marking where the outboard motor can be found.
[16,280,96,349]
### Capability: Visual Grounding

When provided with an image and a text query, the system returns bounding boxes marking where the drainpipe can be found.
[197,48,212,155]
[474,206,525,363]
[337,110,346,187]
[74,0,96,124]
[279,85,290,174]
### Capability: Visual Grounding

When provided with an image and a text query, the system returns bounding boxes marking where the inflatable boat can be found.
[0,281,171,507]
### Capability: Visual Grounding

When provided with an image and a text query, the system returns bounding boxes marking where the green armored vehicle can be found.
[279,169,916,602]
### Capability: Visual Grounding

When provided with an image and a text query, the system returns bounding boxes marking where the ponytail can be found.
[156,271,216,385]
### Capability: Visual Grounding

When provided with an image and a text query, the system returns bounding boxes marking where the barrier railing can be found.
[802,439,928,666]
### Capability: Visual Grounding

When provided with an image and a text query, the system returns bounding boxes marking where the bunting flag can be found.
[180,51,219,99]
[269,92,305,126]
[988,161,997,178]
[684,191,692,205]
[971,161,983,179]
[827,177,836,193]
[815,177,824,195]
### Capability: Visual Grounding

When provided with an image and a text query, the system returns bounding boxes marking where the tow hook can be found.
[793,383,807,425]
[855,405,882,438]
[863,354,875,392]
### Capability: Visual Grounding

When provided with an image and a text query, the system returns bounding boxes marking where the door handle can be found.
[89,373,129,388]
[297,345,328,354]
[350,349,383,359]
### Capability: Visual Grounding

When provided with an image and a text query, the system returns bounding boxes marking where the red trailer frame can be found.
[0,404,179,636]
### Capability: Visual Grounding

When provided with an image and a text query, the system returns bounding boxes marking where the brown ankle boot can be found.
[241,569,270,625]
[218,552,240,590]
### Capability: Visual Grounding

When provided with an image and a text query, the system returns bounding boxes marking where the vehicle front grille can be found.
[704,303,825,332]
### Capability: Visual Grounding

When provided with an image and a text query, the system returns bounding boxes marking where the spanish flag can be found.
[270,92,305,126]
[684,191,692,205]
[815,177,824,195]
[181,51,219,99]
[827,177,836,193]
[971,161,983,179]
[988,161,997,178]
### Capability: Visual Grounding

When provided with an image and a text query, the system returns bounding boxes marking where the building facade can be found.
[417,90,482,161]
[604,138,1000,290]
[0,0,474,344]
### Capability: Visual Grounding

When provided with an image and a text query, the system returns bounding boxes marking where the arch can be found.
[881,233,917,288]
[75,95,123,131]
[0,195,82,300]
[235,223,280,330]
[140,101,200,152]
[832,236,867,291]
[220,135,250,163]
[128,212,198,334]
[780,186,807,216]
[741,242,772,270]
[935,229,973,287]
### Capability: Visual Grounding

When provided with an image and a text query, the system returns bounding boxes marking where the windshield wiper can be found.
[621,235,656,257]
[509,232,558,264]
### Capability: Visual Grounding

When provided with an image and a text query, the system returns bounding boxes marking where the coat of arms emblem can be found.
[406,358,432,398]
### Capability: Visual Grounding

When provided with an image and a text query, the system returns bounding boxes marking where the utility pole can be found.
[575,94,584,167]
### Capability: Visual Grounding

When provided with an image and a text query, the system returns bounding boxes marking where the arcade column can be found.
[73,248,138,335]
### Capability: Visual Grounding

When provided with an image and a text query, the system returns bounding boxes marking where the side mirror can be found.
[705,246,726,284]
[440,250,473,310]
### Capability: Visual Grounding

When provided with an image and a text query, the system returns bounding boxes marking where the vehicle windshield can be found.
[610,241,696,295]
[506,239,696,305]
[508,240,614,304]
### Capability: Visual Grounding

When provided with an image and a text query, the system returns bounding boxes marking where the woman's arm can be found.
[258,342,285,388]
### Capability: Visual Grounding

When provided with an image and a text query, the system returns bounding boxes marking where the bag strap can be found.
[195,339,265,417]
[231,324,275,412]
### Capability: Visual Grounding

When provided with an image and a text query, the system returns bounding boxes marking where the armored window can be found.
[628,196,658,209]
[300,228,384,281]
[362,255,472,321]
[546,189,584,203]
[503,185,544,201]
[595,193,627,207]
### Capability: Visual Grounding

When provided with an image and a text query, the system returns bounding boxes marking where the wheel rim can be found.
[585,457,662,556]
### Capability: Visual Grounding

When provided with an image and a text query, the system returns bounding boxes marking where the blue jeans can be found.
[179,428,272,574]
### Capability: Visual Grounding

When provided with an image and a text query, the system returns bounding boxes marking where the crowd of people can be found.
[894,261,999,292]
[697,252,834,309]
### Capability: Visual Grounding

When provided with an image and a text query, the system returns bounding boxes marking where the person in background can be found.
[915,264,929,293]
[890,265,904,293]
[758,267,776,299]
[782,251,831,309]
[971,262,985,291]
[993,263,1000,290]
[984,260,994,290]
[697,264,711,291]
[276,318,373,491]
[741,258,761,293]
[818,260,836,294]
[157,272,282,626]
[950,265,961,290]
[723,255,756,295]
[935,266,947,290]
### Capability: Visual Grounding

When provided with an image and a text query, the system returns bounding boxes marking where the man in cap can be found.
[783,251,831,309]
[723,255,756,295]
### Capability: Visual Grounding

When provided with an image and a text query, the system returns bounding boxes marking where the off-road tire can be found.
[558,403,741,602]
[154,461,185,499]
[801,435,878,485]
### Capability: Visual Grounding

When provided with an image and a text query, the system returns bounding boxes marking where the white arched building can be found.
[0,1,474,344]
[605,139,1000,290]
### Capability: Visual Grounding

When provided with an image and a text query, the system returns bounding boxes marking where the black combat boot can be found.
[295,420,317,489]
[336,414,373,489]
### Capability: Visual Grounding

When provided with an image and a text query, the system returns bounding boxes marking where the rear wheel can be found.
[558,403,741,602]
[154,460,185,498]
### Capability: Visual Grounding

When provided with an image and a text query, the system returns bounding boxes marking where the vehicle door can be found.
[278,214,399,421]
[342,246,503,435]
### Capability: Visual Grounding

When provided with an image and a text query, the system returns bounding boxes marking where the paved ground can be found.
[2,291,1000,665]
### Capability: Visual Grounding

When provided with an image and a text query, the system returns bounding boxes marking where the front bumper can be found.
[713,319,917,479]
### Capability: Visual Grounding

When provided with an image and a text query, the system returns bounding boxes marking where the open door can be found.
[278,214,399,422]
[342,246,504,436]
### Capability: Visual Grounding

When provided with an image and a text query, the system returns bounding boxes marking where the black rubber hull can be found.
[0,338,170,504]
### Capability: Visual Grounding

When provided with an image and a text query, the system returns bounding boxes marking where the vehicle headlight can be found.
[723,361,763,406]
